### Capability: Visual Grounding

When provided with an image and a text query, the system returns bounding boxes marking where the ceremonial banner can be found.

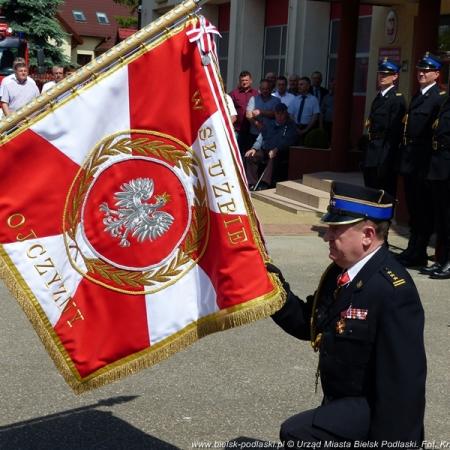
[0,3,284,392]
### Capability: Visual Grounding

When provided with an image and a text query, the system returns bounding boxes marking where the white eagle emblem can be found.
[99,177,174,247]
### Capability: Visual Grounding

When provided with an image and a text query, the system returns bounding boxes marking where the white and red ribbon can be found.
[187,15,221,55]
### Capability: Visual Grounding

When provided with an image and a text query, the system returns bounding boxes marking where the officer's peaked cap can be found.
[321,182,395,225]
[378,58,400,74]
[416,52,442,70]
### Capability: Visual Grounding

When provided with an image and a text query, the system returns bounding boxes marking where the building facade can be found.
[142,0,450,150]
[58,0,137,66]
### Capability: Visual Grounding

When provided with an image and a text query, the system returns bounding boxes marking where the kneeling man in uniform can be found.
[269,182,426,446]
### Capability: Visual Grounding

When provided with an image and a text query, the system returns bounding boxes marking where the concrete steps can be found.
[251,171,364,217]
[251,188,323,217]
[303,171,365,192]
[275,180,329,210]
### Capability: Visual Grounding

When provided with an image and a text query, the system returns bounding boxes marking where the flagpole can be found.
[0,0,207,137]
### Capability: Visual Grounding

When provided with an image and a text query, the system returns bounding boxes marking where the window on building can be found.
[72,10,86,22]
[327,16,372,95]
[216,2,230,85]
[96,12,109,25]
[263,25,287,77]
[216,31,229,85]
[77,53,92,66]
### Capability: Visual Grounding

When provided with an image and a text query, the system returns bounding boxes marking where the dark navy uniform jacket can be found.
[256,118,298,156]
[400,84,445,176]
[428,95,450,181]
[364,88,406,168]
[272,245,426,442]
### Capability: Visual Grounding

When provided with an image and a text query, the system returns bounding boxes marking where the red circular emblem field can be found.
[82,158,190,270]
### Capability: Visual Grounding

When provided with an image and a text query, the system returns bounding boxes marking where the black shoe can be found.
[398,254,428,268]
[429,262,450,279]
[419,262,442,275]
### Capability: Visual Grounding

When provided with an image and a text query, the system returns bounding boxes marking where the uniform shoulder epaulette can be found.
[440,91,446,96]
[396,93,403,96]
[382,267,407,287]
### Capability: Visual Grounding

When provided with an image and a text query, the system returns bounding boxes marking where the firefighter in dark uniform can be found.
[398,52,446,267]
[420,94,450,278]
[363,58,406,197]
[268,182,426,446]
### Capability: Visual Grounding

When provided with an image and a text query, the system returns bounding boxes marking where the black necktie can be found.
[297,95,307,124]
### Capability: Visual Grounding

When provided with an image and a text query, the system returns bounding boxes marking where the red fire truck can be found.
[0,18,28,81]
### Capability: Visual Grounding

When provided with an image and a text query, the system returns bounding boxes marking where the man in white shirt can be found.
[41,65,65,93]
[1,60,39,116]
[288,76,320,144]
[273,76,296,110]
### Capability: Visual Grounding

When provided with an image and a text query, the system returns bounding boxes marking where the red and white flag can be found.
[0,13,284,392]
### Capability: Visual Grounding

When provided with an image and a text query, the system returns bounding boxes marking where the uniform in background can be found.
[363,59,406,197]
[398,53,446,267]
[421,94,450,278]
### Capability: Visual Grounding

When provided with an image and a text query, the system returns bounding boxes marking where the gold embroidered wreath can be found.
[64,131,208,291]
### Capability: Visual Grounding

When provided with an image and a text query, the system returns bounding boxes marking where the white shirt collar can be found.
[13,75,28,85]
[381,85,395,97]
[421,82,436,95]
[345,245,382,283]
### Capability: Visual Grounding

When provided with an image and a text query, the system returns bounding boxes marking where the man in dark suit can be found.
[398,52,446,268]
[363,59,406,197]
[245,103,298,190]
[310,71,329,107]
[421,94,450,278]
[268,182,426,446]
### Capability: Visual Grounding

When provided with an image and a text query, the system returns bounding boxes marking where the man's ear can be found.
[361,223,376,245]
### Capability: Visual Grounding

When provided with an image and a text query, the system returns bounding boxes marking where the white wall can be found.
[286,0,330,79]
[227,0,265,90]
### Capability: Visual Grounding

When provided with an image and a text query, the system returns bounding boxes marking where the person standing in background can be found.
[229,70,258,156]
[310,71,329,107]
[363,59,405,197]
[42,66,65,93]
[1,60,39,116]
[397,52,446,268]
[420,94,450,279]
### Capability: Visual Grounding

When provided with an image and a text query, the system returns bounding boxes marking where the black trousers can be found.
[237,131,258,157]
[280,409,345,447]
[403,175,434,241]
[430,179,450,262]
[363,165,398,198]
[279,397,370,448]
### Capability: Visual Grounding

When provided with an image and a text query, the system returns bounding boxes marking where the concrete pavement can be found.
[0,199,448,449]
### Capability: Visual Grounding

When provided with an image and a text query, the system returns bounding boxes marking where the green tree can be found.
[113,0,139,12]
[114,15,138,29]
[0,0,68,67]
[113,0,139,29]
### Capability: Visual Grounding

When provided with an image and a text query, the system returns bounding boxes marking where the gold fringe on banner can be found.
[73,276,286,393]
[1,246,285,394]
